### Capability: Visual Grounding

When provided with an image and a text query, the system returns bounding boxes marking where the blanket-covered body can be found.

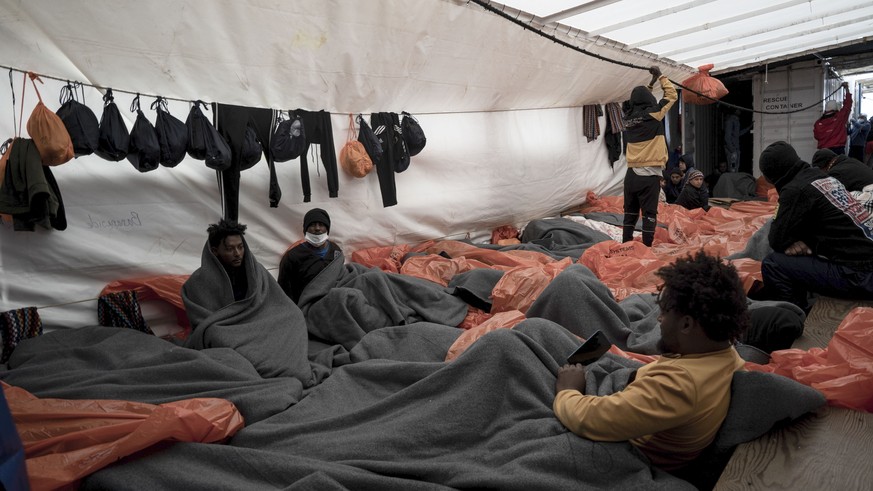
[299,257,470,350]
[1,314,824,490]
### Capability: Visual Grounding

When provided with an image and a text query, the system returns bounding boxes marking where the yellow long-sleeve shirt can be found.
[553,347,744,470]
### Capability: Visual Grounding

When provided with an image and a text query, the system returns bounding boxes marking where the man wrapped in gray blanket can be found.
[182,219,331,387]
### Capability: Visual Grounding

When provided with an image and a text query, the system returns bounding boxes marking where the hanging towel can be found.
[0,306,42,364]
[605,102,626,134]
[583,104,603,142]
[97,290,153,335]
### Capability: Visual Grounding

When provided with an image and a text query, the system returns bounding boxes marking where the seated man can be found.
[278,208,343,304]
[810,148,873,192]
[553,251,748,471]
[664,168,683,203]
[675,169,710,211]
[182,218,318,383]
[759,141,873,312]
[201,219,248,301]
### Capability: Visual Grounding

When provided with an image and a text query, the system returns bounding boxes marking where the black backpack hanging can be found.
[95,88,129,161]
[55,81,99,157]
[186,100,232,171]
[391,112,410,173]
[239,118,264,171]
[151,97,188,168]
[126,94,160,172]
[357,114,383,166]
[401,111,426,157]
[271,111,306,163]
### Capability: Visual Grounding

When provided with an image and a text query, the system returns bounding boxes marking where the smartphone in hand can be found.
[566,330,611,365]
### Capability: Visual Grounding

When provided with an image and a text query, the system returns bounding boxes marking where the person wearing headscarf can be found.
[813,82,852,154]
[675,170,710,211]
[810,148,873,192]
[277,208,343,304]
[621,65,678,247]
[758,141,873,312]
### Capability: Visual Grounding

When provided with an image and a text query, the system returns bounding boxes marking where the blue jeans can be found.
[761,252,873,310]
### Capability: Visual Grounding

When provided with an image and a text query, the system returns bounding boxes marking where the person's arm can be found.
[553,364,696,441]
[838,83,853,124]
[647,66,677,122]
[768,187,815,253]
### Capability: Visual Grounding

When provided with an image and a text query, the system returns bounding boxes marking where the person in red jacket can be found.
[814,82,852,155]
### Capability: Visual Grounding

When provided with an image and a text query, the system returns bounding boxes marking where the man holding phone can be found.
[553,251,749,471]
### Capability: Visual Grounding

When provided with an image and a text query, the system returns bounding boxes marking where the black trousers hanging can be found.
[370,112,398,207]
[213,103,277,221]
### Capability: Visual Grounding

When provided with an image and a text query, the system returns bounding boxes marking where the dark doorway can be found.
[720,79,755,174]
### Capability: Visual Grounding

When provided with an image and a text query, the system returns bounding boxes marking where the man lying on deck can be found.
[553,251,748,471]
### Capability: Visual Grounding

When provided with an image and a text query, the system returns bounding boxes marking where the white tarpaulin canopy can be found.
[0,0,868,330]
[496,0,873,74]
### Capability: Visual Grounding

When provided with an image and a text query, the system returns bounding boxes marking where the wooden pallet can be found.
[714,297,873,490]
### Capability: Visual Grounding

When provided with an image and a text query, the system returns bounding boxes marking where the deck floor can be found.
[714,297,873,490]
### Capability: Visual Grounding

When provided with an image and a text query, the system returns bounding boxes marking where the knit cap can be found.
[303,208,330,233]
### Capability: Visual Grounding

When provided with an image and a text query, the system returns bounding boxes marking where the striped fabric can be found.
[0,306,42,363]
[583,104,602,142]
[97,290,153,335]
[605,102,626,134]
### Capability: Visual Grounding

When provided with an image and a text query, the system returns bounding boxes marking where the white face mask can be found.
[305,232,329,247]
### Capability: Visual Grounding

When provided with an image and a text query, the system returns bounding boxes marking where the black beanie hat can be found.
[303,208,330,233]
[811,149,837,170]
[759,141,808,191]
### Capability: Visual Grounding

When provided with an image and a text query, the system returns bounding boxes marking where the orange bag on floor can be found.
[4,382,244,490]
[682,64,729,105]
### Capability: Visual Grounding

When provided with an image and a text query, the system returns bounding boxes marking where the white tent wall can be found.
[0,0,690,331]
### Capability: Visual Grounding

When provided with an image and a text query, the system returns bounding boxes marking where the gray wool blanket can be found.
[182,240,326,386]
[0,318,824,490]
[519,217,612,259]
[298,256,470,350]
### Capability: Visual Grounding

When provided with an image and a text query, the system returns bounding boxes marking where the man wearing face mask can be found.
[278,207,343,304]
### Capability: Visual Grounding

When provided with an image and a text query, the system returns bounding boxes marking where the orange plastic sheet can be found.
[446,315,660,366]
[445,310,527,361]
[350,240,436,273]
[491,258,574,314]
[101,275,191,334]
[577,192,775,300]
[746,307,873,412]
[3,382,244,490]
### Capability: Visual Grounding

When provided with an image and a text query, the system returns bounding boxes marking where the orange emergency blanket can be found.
[577,192,775,300]
[3,382,244,490]
[746,307,873,412]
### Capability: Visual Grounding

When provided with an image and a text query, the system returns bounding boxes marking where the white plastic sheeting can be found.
[499,0,873,73]
[2,0,689,329]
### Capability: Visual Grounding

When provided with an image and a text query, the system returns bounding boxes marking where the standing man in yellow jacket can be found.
[622,66,678,246]
[553,251,749,471]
